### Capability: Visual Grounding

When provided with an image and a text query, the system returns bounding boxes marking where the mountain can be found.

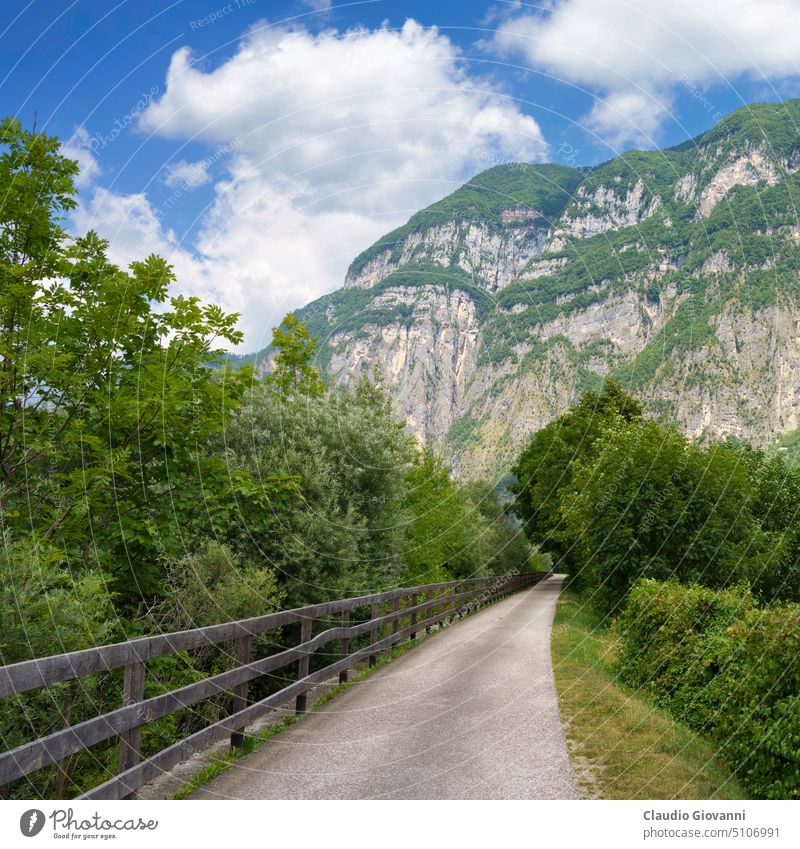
[251,100,800,477]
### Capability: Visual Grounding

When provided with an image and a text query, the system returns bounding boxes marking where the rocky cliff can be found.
[253,100,800,477]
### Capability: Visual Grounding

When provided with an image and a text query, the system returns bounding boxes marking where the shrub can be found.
[0,538,118,797]
[155,540,283,632]
[617,579,800,798]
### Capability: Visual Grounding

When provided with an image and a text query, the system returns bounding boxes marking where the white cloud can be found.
[490,0,800,145]
[140,20,547,212]
[71,187,206,294]
[71,181,391,351]
[162,159,211,189]
[586,90,673,148]
[73,19,548,350]
[61,127,101,188]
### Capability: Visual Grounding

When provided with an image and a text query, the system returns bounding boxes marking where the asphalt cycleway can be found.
[193,575,578,799]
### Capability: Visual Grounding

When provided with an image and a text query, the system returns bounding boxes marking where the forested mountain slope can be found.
[251,101,800,476]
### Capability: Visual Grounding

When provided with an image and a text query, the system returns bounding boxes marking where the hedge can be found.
[616,579,800,799]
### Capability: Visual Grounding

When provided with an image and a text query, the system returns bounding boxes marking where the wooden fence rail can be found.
[0,571,550,800]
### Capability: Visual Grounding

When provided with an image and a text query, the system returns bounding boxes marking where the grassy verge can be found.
[551,589,748,800]
[172,635,431,799]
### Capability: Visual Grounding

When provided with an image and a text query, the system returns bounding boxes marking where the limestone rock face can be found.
[554,179,661,240]
[249,101,800,477]
[696,144,782,218]
[327,286,481,441]
[344,219,549,292]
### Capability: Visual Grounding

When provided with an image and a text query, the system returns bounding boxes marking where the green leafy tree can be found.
[560,417,766,604]
[268,312,324,397]
[461,480,551,576]
[511,380,642,566]
[0,117,286,601]
[399,449,460,584]
[223,376,414,605]
[398,449,502,583]
[731,443,800,601]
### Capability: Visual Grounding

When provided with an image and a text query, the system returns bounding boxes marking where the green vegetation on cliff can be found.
[347,163,582,278]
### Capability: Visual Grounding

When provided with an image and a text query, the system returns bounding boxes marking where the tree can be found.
[730,443,800,601]
[560,417,767,604]
[268,312,324,397]
[397,449,509,583]
[461,480,551,576]
[511,380,642,566]
[223,374,414,605]
[0,117,277,601]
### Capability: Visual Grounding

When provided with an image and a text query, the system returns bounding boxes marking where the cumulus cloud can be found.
[61,127,101,187]
[71,187,207,295]
[490,0,800,145]
[75,19,549,350]
[140,20,547,211]
[70,180,390,350]
[586,90,673,149]
[162,159,212,189]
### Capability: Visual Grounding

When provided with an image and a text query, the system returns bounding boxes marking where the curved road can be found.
[194,575,578,800]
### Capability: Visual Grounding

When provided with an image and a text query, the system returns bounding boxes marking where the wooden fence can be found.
[0,571,550,800]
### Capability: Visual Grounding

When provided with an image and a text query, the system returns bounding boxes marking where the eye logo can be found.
[19,810,46,837]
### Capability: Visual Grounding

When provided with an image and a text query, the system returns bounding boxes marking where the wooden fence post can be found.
[339,610,350,684]
[54,685,77,797]
[0,576,563,799]
[391,595,400,648]
[369,601,379,667]
[295,618,313,714]
[230,634,252,749]
[118,661,145,774]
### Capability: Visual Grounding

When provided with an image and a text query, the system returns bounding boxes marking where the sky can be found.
[3,0,800,351]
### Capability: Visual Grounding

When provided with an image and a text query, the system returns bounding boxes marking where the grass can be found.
[172,633,433,799]
[551,588,748,800]
[172,714,299,800]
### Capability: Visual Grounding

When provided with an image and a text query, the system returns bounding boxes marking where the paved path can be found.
[194,575,578,800]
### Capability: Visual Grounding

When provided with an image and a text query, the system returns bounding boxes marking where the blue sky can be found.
[3,0,800,350]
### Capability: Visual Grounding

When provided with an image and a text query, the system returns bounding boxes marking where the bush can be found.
[617,579,800,799]
[223,377,415,605]
[138,541,286,757]
[0,539,116,665]
[0,538,118,797]
[154,540,283,632]
[562,420,766,604]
